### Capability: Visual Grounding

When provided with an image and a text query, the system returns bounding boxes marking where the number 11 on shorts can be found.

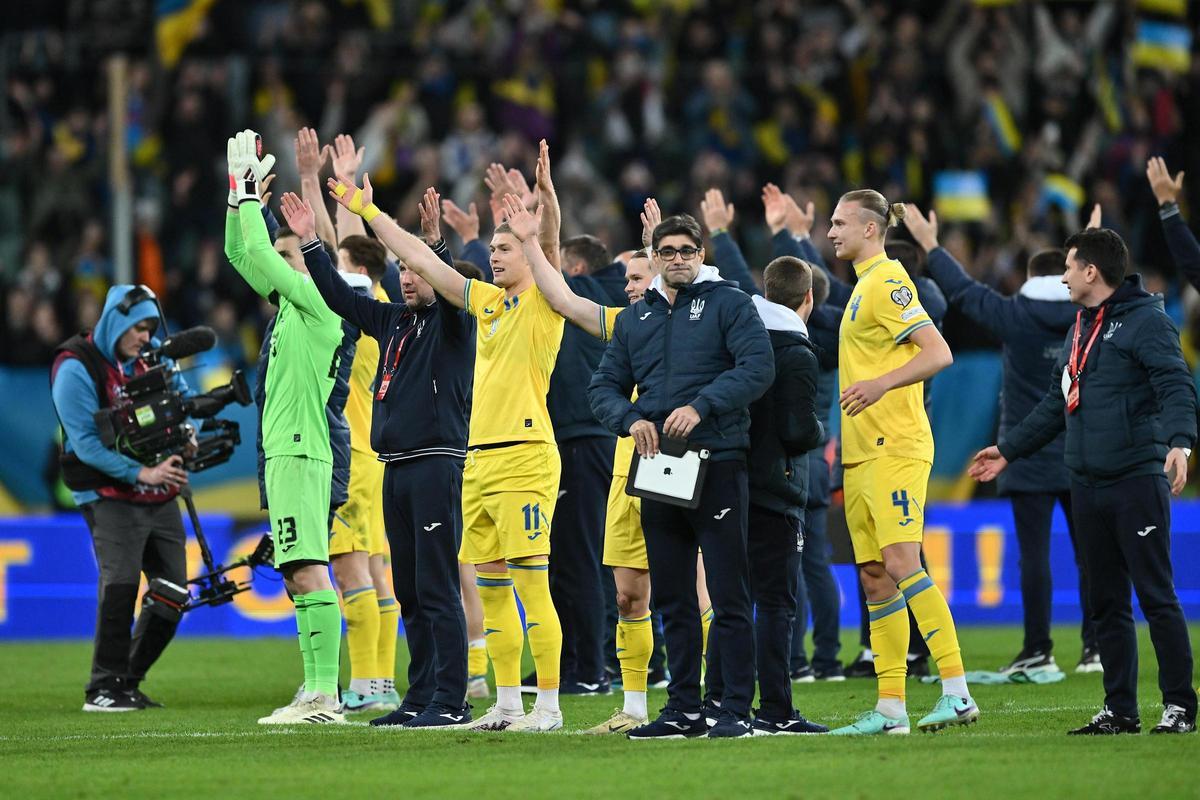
[523,503,546,540]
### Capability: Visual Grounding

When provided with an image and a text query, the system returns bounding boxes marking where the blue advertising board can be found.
[0,501,1197,640]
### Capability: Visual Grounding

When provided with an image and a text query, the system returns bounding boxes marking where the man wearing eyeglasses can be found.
[589,213,775,739]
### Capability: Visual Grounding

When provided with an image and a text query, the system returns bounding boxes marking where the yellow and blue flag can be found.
[934,171,991,223]
[1042,174,1085,213]
[1136,0,1187,18]
[156,0,218,69]
[984,91,1022,156]
[1131,19,1192,74]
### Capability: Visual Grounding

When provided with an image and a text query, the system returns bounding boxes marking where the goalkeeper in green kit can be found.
[224,130,346,724]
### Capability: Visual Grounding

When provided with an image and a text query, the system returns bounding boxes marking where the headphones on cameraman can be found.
[116,284,170,339]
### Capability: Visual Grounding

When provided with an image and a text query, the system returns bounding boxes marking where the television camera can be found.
[86,321,274,612]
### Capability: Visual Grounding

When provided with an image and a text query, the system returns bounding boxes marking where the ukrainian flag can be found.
[156,0,218,69]
[1131,20,1192,74]
[984,91,1021,156]
[933,171,991,223]
[1136,0,1187,18]
[1042,174,1085,213]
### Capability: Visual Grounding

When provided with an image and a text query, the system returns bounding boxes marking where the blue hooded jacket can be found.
[588,265,775,461]
[51,285,191,505]
[924,247,1075,494]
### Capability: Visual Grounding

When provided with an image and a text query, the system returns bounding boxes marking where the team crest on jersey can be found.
[689,299,706,320]
[416,318,427,338]
[890,286,913,308]
[1103,321,1122,341]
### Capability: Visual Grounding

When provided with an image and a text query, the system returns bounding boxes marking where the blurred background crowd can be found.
[1,0,1198,499]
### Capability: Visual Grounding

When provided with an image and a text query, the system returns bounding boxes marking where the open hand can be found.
[640,197,662,249]
[327,172,375,216]
[968,446,1009,483]
[784,195,816,239]
[295,127,330,179]
[1146,156,1184,206]
[902,204,939,252]
[331,133,365,178]
[442,198,480,242]
[418,186,442,243]
[501,194,542,242]
[761,183,790,234]
[280,192,317,242]
[700,188,735,233]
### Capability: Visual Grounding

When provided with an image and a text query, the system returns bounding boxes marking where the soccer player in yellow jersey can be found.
[825,189,980,735]
[327,235,400,712]
[520,236,657,734]
[328,172,566,732]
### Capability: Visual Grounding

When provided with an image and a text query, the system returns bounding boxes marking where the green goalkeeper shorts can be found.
[265,455,332,567]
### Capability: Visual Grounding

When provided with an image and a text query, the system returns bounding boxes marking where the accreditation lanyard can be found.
[1066,306,1106,414]
[375,319,418,401]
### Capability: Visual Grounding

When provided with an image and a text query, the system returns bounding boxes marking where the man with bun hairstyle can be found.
[825,190,978,736]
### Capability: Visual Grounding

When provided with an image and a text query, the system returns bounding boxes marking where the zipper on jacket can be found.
[662,304,674,416]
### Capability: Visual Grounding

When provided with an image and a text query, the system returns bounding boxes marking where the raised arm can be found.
[328,172,467,308]
[295,127,336,246]
[505,195,605,338]
[905,204,1013,338]
[280,192,394,339]
[534,139,561,269]
[331,133,367,244]
[1148,157,1200,291]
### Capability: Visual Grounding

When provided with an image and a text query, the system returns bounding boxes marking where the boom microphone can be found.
[155,326,218,360]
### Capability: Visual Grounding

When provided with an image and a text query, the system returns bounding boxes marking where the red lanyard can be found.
[1068,306,1106,379]
[376,319,418,401]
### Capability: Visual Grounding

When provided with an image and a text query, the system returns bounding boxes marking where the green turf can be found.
[3,625,1197,799]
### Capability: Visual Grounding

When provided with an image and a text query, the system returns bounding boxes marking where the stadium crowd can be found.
[4,1,1200,372]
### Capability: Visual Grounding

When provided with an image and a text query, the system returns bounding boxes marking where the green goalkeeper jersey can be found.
[224,201,343,462]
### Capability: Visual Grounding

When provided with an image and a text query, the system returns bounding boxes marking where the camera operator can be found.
[50,284,192,713]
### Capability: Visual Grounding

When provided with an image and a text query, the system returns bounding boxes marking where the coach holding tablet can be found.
[589,213,774,739]
[971,228,1197,735]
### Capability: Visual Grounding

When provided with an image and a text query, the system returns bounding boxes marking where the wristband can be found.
[710,227,727,237]
[361,203,381,223]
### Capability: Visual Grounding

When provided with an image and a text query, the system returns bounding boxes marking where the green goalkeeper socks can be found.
[298,589,343,697]
[293,595,316,693]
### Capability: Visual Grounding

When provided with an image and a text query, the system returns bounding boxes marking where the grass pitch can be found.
[3,624,1197,799]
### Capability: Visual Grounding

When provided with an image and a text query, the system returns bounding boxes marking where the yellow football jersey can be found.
[838,254,935,466]
[343,283,388,455]
[463,279,564,447]
[601,305,638,477]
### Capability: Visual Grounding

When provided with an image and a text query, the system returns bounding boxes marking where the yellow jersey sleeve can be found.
[464,278,507,322]
[872,268,933,344]
[599,305,623,343]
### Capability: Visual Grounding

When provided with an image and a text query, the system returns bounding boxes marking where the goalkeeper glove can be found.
[227,129,276,205]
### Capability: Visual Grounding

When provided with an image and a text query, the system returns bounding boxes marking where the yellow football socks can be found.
[468,638,489,680]
[476,571,523,688]
[898,569,965,681]
[376,595,399,685]
[868,591,910,702]
[342,587,380,687]
[700,606,715,658]
[616,614,653,693]
[508,559,563,691]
